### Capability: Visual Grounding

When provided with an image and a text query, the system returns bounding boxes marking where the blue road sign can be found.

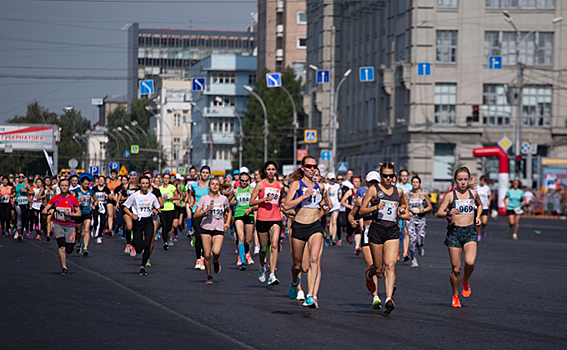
[321,151,331,161]
[139,80,154,95]
[359,67,375,82]
[90,166,99,175]
[109,162,120,171]
[266,73,282,88]
[305,130,317,143]
[489,56,502,69]
[192,78,205,91]
[521,142,531,154]
[124,150,130,158]
[316,70,330,84]
[418,62,431,76]
[338,162,348,173]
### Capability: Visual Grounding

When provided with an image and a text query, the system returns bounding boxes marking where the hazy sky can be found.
[0,0,256,123]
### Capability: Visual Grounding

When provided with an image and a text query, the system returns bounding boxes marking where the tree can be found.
[239,67,304,171]
[0,102,90,175]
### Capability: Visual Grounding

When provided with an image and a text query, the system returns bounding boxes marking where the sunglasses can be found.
[303,164,317,170]
[18,176,26,178]
[381,174,395,179]
[337,178,344,181]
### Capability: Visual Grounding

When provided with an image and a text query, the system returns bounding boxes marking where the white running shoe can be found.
[373,295,382,309]
[257,266,266,283]
[130,247,137,257]
[246,253,254,265]
[267,273,279,285]
[124,244,131,254]
[96,237,102,244]
[411,258,419,268]
[296,290,305,301]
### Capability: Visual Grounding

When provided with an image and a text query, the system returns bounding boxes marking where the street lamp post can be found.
[243,85,269,163]
[215,97,244,169]
[278,86,298,167]
[503,11,562,181]
[116,126,134,142]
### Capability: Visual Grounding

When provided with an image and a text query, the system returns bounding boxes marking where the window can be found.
[173,114,181,127]
[484,31,554,66]
[396,33,407,62]
[212,72,236,84]
[438,0,458,8]
[486,0,554,9]
[297,37,307,49]
[434,83,457,125]
[297,12,307,24]
[248,73,256,85]
[434,144,456,181]
[522,86,552,127]
[211,118,235,133]
[436,30,457,63]
[397,0,407,14]
[213,96,235,107]
[482,84,511,126]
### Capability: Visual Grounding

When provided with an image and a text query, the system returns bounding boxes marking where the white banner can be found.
[0,124,55,151]
[43,149,56,176]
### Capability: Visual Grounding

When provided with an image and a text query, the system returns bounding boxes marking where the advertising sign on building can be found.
[0,124,55,151]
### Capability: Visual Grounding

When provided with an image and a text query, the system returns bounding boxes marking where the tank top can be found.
[16,183,29,205]
[371,183,400,228]
[107,179,120,193]
[451,189,476,215]
[258,179,282,221]
[355,186,371,219]
[234,186,253,217]
[160,184,177,211]
[409,190,427,219]
[31,187,42,210]
[0,186,11,204]
[191,181,210,213]
[294,179,322,210]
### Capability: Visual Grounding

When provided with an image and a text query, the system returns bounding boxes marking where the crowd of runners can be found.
[2,159,524,312]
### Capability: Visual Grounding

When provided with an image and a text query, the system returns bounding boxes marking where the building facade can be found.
[305,0,567,189]
[257,0,308,79]
[190,54,256,174]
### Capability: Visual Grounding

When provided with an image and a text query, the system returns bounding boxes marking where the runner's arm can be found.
[359,186,379,216]
[436,192,453,218]
[248,181,264,206]
[340,189,354,210]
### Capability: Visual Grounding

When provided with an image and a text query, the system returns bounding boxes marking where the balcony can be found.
[276,0,284,12]
[203,106,236,117]
[276,24,284,37]
[276,49,283,61]
[201,132,236,145]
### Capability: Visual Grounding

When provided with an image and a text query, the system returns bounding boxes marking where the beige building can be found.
[306,0,567,190]
[257,0,308,78]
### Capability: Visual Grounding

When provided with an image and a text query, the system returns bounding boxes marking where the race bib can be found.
[363,226,369,244]
[79,196,89,207]
[264,187,280,204]
[236,192,251,207]
[17,196,28,205]
[377,200,398,222]
[137,199,152,215]
[211,203,224,220]
[1,195,10,204]
[96,192,107,204]
[55,207,70,221]
[455,199,475,215]
[409,198,421,213]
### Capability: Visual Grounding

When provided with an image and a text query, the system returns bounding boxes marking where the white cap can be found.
[327,172,336,180]
[239,166,250,174]
[366,171,381,182]
[176,174,183,180]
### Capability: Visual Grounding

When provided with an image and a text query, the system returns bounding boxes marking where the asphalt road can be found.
[1,216,566,350]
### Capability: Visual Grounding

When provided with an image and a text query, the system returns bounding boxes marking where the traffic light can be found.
[472,105,480,122]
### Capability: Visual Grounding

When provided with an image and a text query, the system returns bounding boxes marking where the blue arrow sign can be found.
[321,151,331,161]
[109,162,120,171]
[124,150,130,158]
[90,166,99,175]
[316,70,330,84]
[192,78,205,91]
[338,162,348,173]
[266,73,282,87]
[418,62,431,76]
[489,56,502,69]
[359,67,374,82]
[139,80,154,95]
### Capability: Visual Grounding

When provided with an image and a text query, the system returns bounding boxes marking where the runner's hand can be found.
[244,208,252,215]
[224,222,230,230]
[304,188,313,197]
[132,213,138,220]
[265,194,274,202]
[449,208,458,216]
[377,202,385,210]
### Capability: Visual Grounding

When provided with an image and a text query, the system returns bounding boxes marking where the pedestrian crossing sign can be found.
[305,129,317,143]
[338,162,348,173]
[119,165,128,176]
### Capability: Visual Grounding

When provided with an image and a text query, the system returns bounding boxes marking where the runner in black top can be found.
[92,175,111,243]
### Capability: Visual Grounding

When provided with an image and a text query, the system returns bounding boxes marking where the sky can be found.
[0,0,257,124]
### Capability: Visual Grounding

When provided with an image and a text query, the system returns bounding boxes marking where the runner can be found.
[249,161,284,285]
[406,176,432,267]
[116,172,141,256]
[251,169,261,255]
[69,175,80,192]
[190,166,211,270]
[229,168,256,270]
[113,175,128,238]
[437,167,482,307]
[123,176,162,275]
[30,177,44,240]
[193,177,231,284]
[73,175,97,256]
[42,178,81,276]
[158,172,179,249]
[0,177,14,237]
[324,173,341,247]
[360,163,410,314]
[38,177,55,240]
[396,169,412,262]
[14,172,33,240]
[106,169,120,235]
[92,175,111,243]
[340,174,362,247]
[148,176,164,267]
[348,171,382,309]
[502,180,525,240]
[474,176,493,241]
[284,156,328,308]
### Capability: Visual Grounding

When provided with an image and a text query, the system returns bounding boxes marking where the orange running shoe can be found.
[365,268,376,293]
[452,295,462,308]
[462,279,471,298]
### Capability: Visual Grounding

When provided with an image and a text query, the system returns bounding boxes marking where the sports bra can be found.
[409,190,427,218]
[450,189,476,215]
[294,179,322,210]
